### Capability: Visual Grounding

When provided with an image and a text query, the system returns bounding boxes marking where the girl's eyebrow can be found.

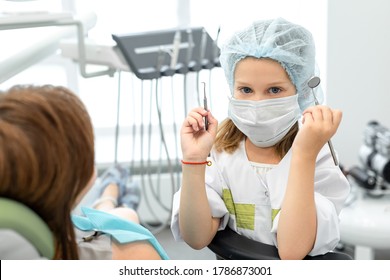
[235,79,290,87]
[266,80,291,86]
[234,79,251,84]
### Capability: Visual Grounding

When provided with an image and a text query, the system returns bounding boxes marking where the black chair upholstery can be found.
[207,227,353,260]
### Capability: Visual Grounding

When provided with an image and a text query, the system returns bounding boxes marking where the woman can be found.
[0,85,166,260]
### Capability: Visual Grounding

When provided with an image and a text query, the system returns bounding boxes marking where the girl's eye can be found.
[240,87,253,94]
[268,87,282,94]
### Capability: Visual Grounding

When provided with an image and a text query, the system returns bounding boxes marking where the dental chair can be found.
[208,227,353,260]
[0,198,54,259]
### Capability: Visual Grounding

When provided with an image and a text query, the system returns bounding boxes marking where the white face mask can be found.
[228,95,301,147]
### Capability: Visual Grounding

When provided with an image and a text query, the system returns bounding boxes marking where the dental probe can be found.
[307,76,339,166]
[202,82,209,130]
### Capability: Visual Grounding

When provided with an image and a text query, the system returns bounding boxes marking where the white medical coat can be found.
[171,140,351,256]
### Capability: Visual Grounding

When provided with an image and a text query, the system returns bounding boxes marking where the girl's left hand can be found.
[293,105,342,158]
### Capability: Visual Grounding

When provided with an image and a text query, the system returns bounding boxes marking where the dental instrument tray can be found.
[112,27,220,80]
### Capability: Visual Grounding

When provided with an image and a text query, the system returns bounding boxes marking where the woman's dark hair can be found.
[0,85,95,259]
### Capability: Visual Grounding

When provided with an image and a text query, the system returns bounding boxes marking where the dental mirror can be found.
[308,76,321,89]
[308,76,321,105]
[307,76,339,166]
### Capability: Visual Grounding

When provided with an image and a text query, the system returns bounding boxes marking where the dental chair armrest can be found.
[207,227,352,260]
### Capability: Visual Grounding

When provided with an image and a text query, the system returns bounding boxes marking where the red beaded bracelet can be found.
[181,159,212,166]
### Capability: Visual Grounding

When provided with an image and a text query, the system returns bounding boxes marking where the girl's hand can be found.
[180,107,218,161]
[293,105,342,159]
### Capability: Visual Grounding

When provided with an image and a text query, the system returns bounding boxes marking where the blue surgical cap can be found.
[219,17,324,111]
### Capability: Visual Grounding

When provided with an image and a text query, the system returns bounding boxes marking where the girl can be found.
[171,18,350,260]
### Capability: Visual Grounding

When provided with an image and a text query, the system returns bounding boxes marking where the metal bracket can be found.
[0,14,116,78]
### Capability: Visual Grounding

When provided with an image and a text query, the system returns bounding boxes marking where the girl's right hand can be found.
[180,107,218,161]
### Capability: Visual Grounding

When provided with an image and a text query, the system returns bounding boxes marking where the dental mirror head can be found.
[307,76,339,166]
[308,76,321,89]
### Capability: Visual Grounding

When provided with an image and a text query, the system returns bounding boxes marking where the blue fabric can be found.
[71,207,169,260]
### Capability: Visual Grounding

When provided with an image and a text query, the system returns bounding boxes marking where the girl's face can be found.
[233,57,296,101]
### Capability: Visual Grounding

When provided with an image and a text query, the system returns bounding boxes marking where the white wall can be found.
[327,0,390,168]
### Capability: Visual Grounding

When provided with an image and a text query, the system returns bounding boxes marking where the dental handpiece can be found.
[307,76,339,166]
[202,82,208,130]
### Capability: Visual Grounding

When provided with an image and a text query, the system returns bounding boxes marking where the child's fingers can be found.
[184,107,211,132]
[303,105,342,126]
[206,111,218,135]
[331,109,343,126]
